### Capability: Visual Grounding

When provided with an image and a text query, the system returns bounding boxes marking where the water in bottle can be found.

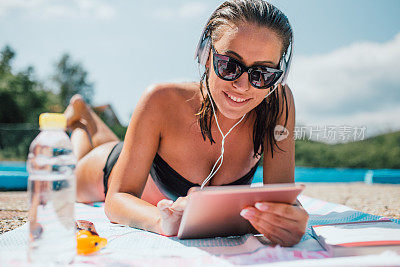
[27,113,77,264]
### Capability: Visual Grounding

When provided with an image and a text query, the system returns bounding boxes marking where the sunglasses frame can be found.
[211,45,283,89]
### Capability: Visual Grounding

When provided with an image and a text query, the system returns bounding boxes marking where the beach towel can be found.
[1,195,399,266]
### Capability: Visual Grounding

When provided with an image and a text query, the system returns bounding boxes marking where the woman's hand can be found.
[240,201,309,247]
[156,196,188,236]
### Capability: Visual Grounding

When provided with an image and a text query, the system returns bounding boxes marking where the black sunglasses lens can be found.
[213,52,282,89]
[250,69,279,88]
[215,55,240,80]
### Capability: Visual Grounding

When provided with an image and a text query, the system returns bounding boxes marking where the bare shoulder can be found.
[126,82,199,142]
[141,82,200,110]
[147,81,198,94]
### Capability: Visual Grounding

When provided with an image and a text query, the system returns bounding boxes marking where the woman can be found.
[67,0,308,247]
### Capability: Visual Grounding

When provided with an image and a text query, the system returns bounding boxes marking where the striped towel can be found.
[0,195,399,266]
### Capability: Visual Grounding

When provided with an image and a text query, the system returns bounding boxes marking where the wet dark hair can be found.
[197,0,292,158]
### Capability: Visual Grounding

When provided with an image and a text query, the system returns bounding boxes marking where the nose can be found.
[232,71,251,92]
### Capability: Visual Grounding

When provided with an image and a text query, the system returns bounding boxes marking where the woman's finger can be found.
[157,199,185,219]
[170,197,187,212]
[157,199,174,218]
[252,209,307,237]
[254,202,307,222]
[250,219,298,247]
[241,208,303,246]
[248,219,287,246]
[157,199,173,209]
[241,207,295,232]
[248,212,294,242]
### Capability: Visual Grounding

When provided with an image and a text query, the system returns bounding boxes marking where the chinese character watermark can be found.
[274,125,367,142]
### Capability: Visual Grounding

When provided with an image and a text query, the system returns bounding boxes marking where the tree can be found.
[0,45,15,76]
[0,46,53,123]
[53,54,94,108]
[0,45,58,159]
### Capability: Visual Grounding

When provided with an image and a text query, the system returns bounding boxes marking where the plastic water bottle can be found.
[27,113,77,264]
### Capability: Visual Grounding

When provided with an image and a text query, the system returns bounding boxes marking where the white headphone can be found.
[194,11,293,188]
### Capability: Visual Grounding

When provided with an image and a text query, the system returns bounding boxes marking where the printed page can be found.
[313,221,400,245]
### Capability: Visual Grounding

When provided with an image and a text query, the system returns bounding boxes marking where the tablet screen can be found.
[178,183,304,239]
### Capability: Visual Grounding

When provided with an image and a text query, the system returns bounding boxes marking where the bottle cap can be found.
[39,113,67,130]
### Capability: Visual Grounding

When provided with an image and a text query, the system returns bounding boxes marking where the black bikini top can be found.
[150,153,260,201]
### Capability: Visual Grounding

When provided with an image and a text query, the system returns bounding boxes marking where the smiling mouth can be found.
[223,91,250,104]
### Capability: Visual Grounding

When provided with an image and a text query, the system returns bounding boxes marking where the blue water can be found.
[253,166,400,184]
[1,161,400,190]
[0,161,29,190]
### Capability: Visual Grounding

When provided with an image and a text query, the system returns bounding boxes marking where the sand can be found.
[0,191,29,235]
[1,183,399,235]
[302,183,400,219]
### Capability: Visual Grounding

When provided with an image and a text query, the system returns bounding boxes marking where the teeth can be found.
[227,93,246,103]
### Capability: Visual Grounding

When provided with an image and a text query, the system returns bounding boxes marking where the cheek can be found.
[247,92,268,110]
[250,96,264,108]
[208,69,222,86]
[207,71,226,95]
[255,91,268,102]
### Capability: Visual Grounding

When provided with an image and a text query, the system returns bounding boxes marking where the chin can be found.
[216,97,255,121]
[221,113,244,120]
[217,103,251,120]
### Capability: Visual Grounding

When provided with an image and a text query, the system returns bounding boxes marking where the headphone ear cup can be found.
[276,40,293,86]
[284,41,293,85]
[197,36,212,66]
[276,59,287,85]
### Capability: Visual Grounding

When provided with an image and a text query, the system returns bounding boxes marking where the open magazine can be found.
[312,219,400,257]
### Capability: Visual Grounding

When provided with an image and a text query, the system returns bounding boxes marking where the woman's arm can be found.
[262,84,295,184]
[104,84,173,234]
[241,84,309,247]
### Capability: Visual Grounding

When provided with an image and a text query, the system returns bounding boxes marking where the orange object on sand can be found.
[76,230,107,255]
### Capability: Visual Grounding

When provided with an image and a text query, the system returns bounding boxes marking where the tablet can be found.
[177,183,304,239]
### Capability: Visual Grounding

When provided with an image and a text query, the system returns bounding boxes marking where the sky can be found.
[1,0,399,139]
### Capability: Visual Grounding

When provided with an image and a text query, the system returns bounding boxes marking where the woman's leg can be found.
[69,121,93,161]
[75,141,118,203]
[64,94,120,202]
[64,94,119,150]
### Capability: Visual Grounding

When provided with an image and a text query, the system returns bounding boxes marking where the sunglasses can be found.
[211,45,283,89]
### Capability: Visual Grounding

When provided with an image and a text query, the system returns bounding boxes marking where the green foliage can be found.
[0,45,14,75]
[96,111,127,140]
[0,46,60,124]
[53,54,94,108]
[0,45,53,160]
[0,45,115,160]
[295,131,400,169]
[0,127,39,161]
[110,124,128,140]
